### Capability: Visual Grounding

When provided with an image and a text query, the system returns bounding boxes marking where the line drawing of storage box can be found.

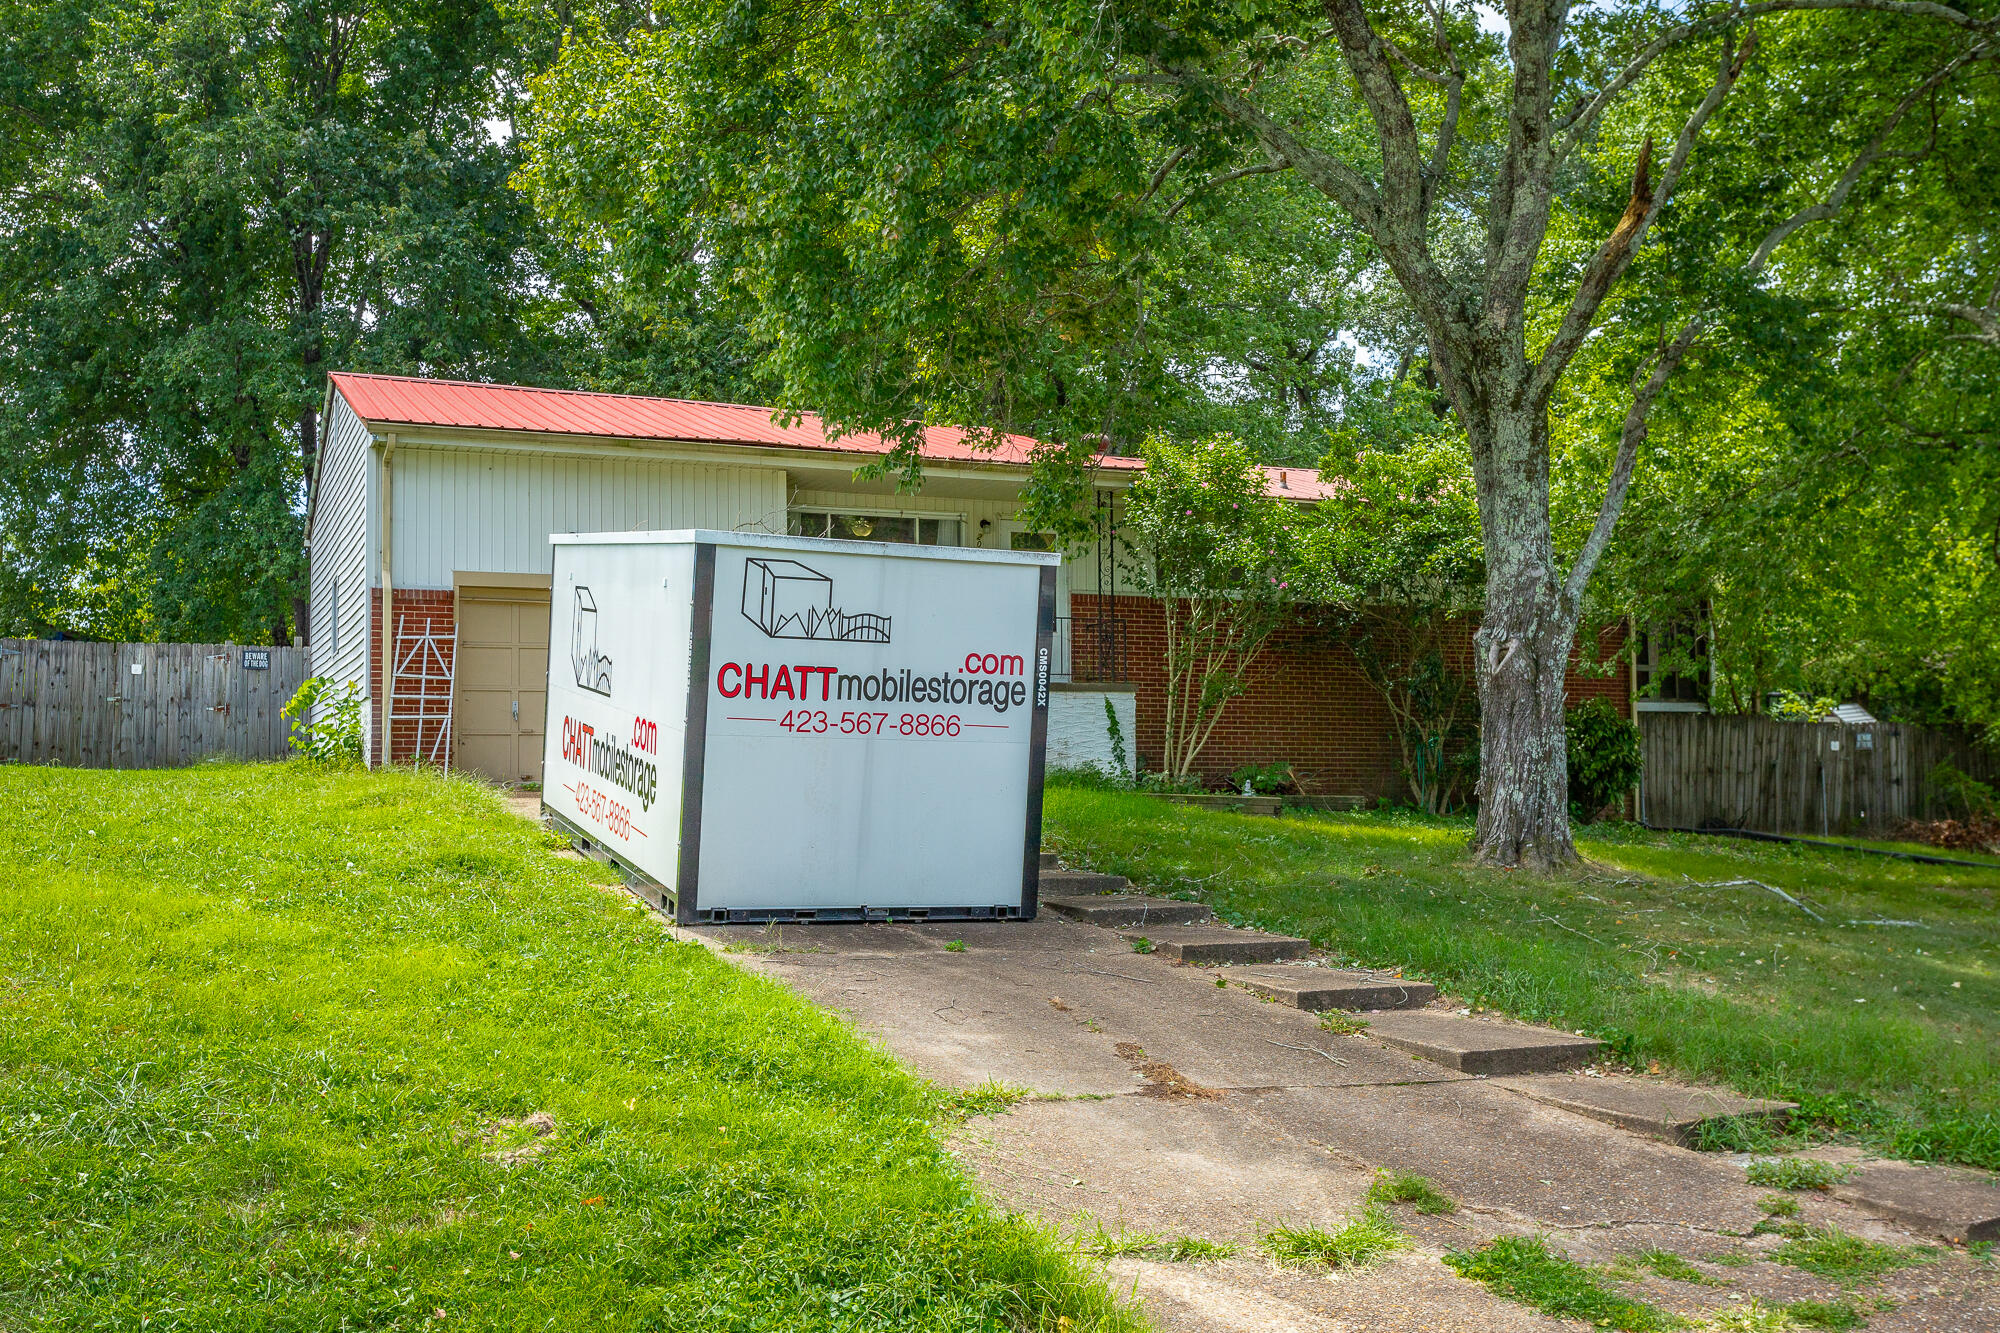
[572,587,613,695]
[742,558,891,642]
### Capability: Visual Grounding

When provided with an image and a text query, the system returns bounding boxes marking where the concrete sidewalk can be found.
[690,913,1999,1332]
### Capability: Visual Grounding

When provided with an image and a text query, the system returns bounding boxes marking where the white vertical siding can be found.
[307,396,376,722]
[388,448,788,588]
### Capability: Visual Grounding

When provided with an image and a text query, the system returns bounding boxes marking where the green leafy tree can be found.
[0,0,764,644]
[1573,54,2000,738]
[1123,436,1298,781]
[1300,438,1484,813]
[522,0,1994,867]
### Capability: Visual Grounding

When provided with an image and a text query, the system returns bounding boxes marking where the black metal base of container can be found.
[542,807,1034,924]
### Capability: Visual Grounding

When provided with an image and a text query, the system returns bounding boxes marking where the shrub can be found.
[1565,700,1642,822]
[281,677,364,765]
[1928,761,1996,820]
[1227,762,1297,795]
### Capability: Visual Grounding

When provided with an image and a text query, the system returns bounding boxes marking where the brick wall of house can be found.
[360,582,1628,789]
[369,588,456,766]
[1071,593,1628,799]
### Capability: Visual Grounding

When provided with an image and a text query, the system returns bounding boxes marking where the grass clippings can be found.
[1707,1300,1800,1331]
[1111,1041,1220,1100]
[1077,1218,1239,1265]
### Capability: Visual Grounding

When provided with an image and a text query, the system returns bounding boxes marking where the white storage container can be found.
[541,530,1059,922]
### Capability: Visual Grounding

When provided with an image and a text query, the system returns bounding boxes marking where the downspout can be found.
[379,433,397,767]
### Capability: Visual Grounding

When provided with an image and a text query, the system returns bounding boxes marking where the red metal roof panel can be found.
[324,373,1339,499]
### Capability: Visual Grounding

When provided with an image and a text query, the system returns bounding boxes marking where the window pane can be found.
[1010,531,1053,552]
[788,510,965,546]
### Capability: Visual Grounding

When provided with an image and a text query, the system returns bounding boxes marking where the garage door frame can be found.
[452,570,552,784]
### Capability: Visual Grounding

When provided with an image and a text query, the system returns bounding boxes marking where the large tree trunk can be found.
[1473,609,1576,869]
[1464,399,1580,869]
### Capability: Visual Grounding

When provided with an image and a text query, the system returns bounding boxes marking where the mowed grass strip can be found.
[1045,784,2000,1168]
[0,763,1138,1332]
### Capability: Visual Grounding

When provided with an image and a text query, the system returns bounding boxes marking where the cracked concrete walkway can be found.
[687,913,1998,1332]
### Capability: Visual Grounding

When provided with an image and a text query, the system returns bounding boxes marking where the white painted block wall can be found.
[1047,689,1136,775]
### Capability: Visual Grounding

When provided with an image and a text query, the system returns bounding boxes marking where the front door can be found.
[454,588,551,783]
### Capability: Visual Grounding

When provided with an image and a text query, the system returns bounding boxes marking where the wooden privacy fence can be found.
[1639,712,2000,837]
[0,639,311,769]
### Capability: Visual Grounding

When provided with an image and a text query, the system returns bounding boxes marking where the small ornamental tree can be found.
[1124,437,1298,782]
[1299,440,1485,814]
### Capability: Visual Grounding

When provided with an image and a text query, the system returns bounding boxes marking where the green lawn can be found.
[1045,783,2000,1170]
[0,762,1135,1332]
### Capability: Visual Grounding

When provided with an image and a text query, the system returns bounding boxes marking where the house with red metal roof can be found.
[308,372,1623,789]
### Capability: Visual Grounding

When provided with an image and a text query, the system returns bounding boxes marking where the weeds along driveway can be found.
[690,914,1998,1333]
[0,764,1135,1332]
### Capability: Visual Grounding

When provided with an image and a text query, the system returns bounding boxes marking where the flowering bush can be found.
[1124,435,1298,780]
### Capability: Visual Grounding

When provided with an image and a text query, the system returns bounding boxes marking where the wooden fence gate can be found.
[0,639,311,769]
[1639,712,1999,837]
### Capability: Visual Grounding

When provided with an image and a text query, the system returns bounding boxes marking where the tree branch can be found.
[1557,0,1991,159]
[1318,0,1431,221]
[1190,77,1386,229]
[1532,27,1757,404]
[1418,0,1465,217]
[1559,41,1994,616]
[1743,44,1989,275]
[1163,161,1290,220]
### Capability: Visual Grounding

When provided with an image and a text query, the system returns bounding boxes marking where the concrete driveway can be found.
[688,912,1999,1332]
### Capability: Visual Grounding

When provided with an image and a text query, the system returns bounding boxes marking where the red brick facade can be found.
[1071,593,1628,799]
[363,582,1629,794]
[369,587,457,766]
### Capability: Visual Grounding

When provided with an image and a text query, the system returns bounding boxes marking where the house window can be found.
[1009,532,1054,552]
[1635,626,1709,706]
[789,510,962,546]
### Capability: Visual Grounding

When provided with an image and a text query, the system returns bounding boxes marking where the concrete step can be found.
[1834,1160,2000,1244]
[1038,870,1131,896]
[1118,925,1309,966]
[1039,850,1061,870]
[1043,894,1214,928]
[1492,1073,1794,1145]
[1363,1010,1601,1075]
[1223,966,1435,1011]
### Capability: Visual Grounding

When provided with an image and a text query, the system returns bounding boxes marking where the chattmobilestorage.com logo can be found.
[560,716,658,809]
[716,652,1030,714]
